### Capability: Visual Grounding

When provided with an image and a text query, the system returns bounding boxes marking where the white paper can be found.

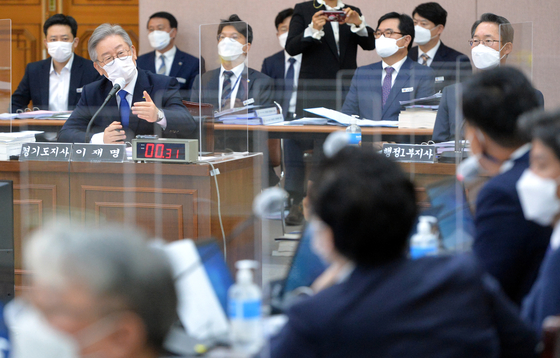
[304,107,398,127]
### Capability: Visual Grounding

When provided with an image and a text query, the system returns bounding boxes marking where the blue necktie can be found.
[118,90,130,128]
[282,57,297,119]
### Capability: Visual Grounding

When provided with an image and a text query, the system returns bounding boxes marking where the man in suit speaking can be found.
[58,23,195,144]
[341,12,435,121]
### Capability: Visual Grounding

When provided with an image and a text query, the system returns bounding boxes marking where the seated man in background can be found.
[190,14,273,111]
[408,2,472,93]
[517,108,560,336]
[11,14,101,113]
[341,12,435,121]
[137,11,204,99]
[267,147,538,357]
[58,23,195,144]
[432,13,544,142]
[462,66,551,306]
[20,223,177,358]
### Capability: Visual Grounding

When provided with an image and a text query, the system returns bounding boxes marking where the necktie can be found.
[420,53,429,66]
[221,71,234,110]
[157,54,167,75]
[382,67,394,107]
[282,57,297,119]
[118,90,130,128]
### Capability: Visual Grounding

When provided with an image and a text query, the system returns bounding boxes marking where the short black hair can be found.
[462,66,539,148]
[43,14,78,38]
[377,12,415,51]
[471,13,513,44]
[218,14,253,44]
[148,11,178,29]
[311,147,418,266]
[413,2,447,27]
[275,8,294,30]
[519,109,560,161]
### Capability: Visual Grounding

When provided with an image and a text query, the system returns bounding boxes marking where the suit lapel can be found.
[68,55,82,108]
[236,66,250,102]
[40,59,51,109]
[207,69,221,109]
[338,23,351,63]
[130,69,154,135]
[430,44,447,71]
[147,51,157,73]
[382,59,411,117]
[169,50,183,77]
[369,63,384,119]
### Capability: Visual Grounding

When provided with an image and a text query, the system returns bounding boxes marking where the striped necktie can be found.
[221,71,234,110]
[420,53,430,66]
[158,54,167,75]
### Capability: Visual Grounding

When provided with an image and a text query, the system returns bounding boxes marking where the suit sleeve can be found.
[189,74,201,103]
[482,273,539,358]
[285,3,320,57]
[340,68,361,116]
[253,75,275,107]
[160,78,196,137]
[261,58,270,77]
[432,85,452,142]
[57,85,97,143]
[10,64,33,113]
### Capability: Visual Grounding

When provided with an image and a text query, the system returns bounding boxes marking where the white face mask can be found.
[278,32,288,49]
[375,35,405,58]
[471,43,505,70]
[47,40,74,63]
[148,30,171,51]
[414,25,437,45]
[103,56,137,86]
[516,169,560,226]
[218,38,245,62]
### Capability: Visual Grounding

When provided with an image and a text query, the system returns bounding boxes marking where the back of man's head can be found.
[413,2,447,27]
[311,147,418,266]
[25,223,178,353]
[463,66,539,148]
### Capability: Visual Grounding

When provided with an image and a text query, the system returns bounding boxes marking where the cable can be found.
[198,160,226,261]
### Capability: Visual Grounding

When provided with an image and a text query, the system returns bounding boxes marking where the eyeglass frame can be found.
[96,47,132,67]
[468,38,501,47]
[216,33,244,42]
[374,29,404,39]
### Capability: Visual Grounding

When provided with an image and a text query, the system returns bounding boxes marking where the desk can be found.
[0,154,262,293]
[0,119,66,132]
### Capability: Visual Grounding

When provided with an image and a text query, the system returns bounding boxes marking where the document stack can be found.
[398,108,438,129]
[0,131,37,160]
[216,106,283,125]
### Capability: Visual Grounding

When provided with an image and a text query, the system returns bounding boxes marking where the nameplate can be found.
[382,144,436,163]
[70,144,126,162]
[20,143,72,162]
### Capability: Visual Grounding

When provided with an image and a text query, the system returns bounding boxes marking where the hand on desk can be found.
[103,121,126,143]
[132,91,158,123]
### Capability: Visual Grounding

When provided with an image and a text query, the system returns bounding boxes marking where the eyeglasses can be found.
[217,33,241,42]
[468,39,500,47]
[374,29,403,39]
[98,48,131,67]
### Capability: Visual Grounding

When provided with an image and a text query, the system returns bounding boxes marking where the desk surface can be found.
[0,119,66,127]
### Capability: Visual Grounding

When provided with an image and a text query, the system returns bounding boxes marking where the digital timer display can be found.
[136,142,186,160]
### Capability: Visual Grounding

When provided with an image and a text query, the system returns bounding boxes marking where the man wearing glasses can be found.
[58,23,196,144]
[432,13,544,142]
[341,12,435,121]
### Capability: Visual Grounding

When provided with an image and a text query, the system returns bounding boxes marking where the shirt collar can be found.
[120,69,139,96]
[499,143,531,174]
[284,52,302,63]
[418,40,441,60]
[220,62,245,79]
[382,55,407,74]
[49,53,74,75]
[317,0,345,10]
[156,45,177,60]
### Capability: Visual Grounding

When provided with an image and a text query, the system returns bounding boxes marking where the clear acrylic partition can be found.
[0,20,10,116]
[198,22,249,158]
[501,22,533,81]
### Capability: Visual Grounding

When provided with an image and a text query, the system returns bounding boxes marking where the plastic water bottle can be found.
[228,260,262,354]
[346,117,362,146]
[410,216,439,259]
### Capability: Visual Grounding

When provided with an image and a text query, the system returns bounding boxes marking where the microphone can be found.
[84,77,126,143]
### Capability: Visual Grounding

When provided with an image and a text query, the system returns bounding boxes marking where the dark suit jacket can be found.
[189,66,274,110]
[268,255,538,358]
[136,47,203,99]
[285,1,375,115]
[408,42,472,93]
[522,245,560,338]
[10,54,102,113]
[432,84,545,142]
[474,151,552,306]
[340,57,435,121]
[261,50,285,80]
[58,68,196,143]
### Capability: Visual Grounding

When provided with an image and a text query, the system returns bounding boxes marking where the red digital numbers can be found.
[143,143,179,159]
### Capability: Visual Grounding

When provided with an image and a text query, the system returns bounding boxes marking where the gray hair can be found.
[88,23,133,62]
[24,222,177,351]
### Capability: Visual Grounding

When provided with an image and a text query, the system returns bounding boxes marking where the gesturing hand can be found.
[132,91,158,123]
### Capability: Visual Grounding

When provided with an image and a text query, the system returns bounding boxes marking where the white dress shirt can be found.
[91,69,167,143]
[48,54,73,111]
[284,52,302,114]
[304,0,369,49]
[218,62,245,110]
[417,40,441,67]
[155,45,176,77]
[381,56,407,87]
